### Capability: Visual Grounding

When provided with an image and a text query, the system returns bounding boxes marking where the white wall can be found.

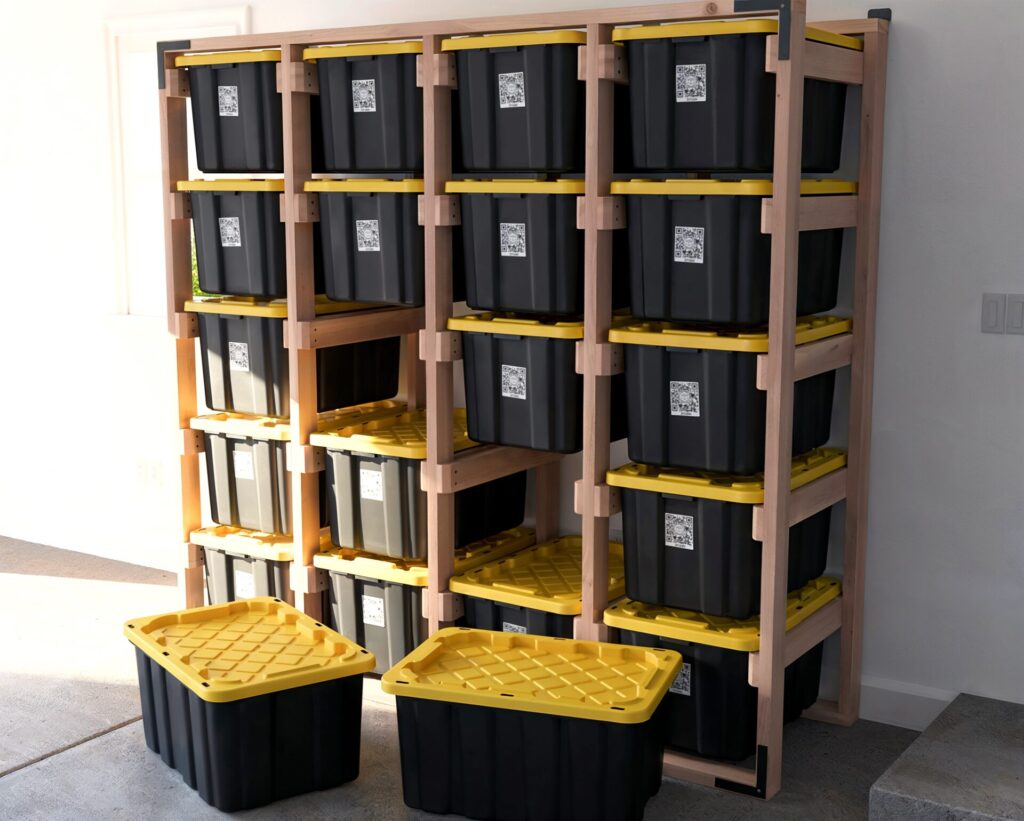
[1,0,1021,730]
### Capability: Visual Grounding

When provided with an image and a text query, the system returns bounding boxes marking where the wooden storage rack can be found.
[159,0,889,800]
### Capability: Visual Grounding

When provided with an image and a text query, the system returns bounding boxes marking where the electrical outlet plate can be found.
[981,293,1006,334]
[1004,294,1024,335]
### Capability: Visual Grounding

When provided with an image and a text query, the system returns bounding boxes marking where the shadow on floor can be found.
[0,535,176,586]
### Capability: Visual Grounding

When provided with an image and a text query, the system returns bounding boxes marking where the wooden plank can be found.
[177,566,205,609]
[748,597,843,687]
[755,0,807,800]
[756,333,854,390]
[802,698,856,726]
[533,460,562,543]
[284,306,425,349]
[662,750,758,788]
[837,21,889,727]
[427,445,563,494]
[761,194,858,233]
[811,18,888,36]
[766,35,863,85]
[751,467,847,541]
[403,331,426,410]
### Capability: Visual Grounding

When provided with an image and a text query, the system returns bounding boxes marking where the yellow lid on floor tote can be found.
[449,536,626,616]
[607,447,847,504]
[124,598,375,703]
[610,20,863,52]
[184,295,372,319]
[303,41,423,61]
[446,179,585,195]
[175,49,282,67]
[310,408,476,459]
[604,577,841,652]
[441,31,586,51]
[610,179,857,197]
[190,526,294,562]
[609,314,851,353]
[191,400,407,442]
[381,627,681,724]
[305,179,425,193]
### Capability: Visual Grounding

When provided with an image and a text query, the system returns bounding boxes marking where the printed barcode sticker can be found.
[675,64,707,103]
[502,622,527,634]
[501,364,527,400]
[670,380,700,417]
[228,341,250,373]
[499,222,527,258]
[233,568,256,600]
[356,219,380,252]
[498,71,526,108]
[362,595,386,627]
[351,78,377,113]
[232,450,255,481]
[670,662,692,696]
[673,226,704,264]
[359,468,384,502]
[665,512,695,551]
[218,85,239,116]
[219,216,241,248]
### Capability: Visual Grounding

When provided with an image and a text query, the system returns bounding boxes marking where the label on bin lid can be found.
[610,21,863,52]
[184,294,374,318]
[190,401,407,442]
[609,179,857,197]
[604,577,841,652]
[310,408,476,459]
[445,179,585,195]
[606,447,847,504]
[608,314,851,352]
[305,178,424,193]
[441,30,586,51]
[177,179,285,192]
[303,41,423,61]
[190,526,295,562]
[175,49,282,67]
[124,597,375,702]
[381,627,682,724]
[449,536,626,616]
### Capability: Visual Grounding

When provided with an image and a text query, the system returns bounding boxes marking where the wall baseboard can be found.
[858,674,957,731]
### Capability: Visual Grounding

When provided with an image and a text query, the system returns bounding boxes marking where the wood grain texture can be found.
[748,597,843,687]
[766,35,864,85]
[756,333,854,389]
[751,467,848,541]
[760,194,858,233]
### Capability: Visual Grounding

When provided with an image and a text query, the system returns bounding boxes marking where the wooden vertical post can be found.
[755,0,807,800]
[403,331,426,409]
[533,461,562,544]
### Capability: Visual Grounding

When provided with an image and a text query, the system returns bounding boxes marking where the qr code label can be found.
[498,71,526,108]
[359,468,384,502]
[355,219,380,252]
[218,85,239,116]
[351,78,377,113]
[232,450,255,481]
[362,595,386,627]
[670,662,692,696]
[502,622,527,634]
[675,64,707,103]
[218,216,241,248]
[228,341,250,372]
[501,364,527,400]
[233,568,256,600]
[499,222,527,258]
[673,226,704,264]
[669,380,700,417]
[665,512,695,551]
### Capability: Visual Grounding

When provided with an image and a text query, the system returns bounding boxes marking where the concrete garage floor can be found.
[0,537,919,820]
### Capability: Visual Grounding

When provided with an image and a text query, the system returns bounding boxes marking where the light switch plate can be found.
[981,293,1006,334]
[1005,294,1024,335]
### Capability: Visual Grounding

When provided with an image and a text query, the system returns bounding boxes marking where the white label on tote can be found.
[232,450,255,481]
[233,568,256,599]
[669,380,700,417]
[219,216,241,247]
[218,85,239,116]
[228,341,250,372]
[670,662,692,696]
[359,468,384,502]
[675,64,707,102]
[665,512,695,551]
[499,222,527,258]
[502,622,527,634]
[362,595,386,627]
[351,78,377,112]
[501,364,527,400]
[356,219,380,252]
[673,226,704,264]
[498,71,526,108]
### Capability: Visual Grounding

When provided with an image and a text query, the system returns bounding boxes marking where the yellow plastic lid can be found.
[303,41,422,61]
[381,627,681,724]
[184,295,372,319]
[190,400,407,442]
[314,527,537,585]
[175,49,282,67]
[305,178,424,193]
[441,31,586,52]
[604,576,841,652]
[608,314,851,353]
[177,179,284,192]
[309,408,476,459]
[607,447,846,504]
[610,179,857,197]
[446,179,585,195]
[191,526,294,562]
[448,313,585,340]
[611,21,863,51]
[124,597,375,703]
[449,536,626,616]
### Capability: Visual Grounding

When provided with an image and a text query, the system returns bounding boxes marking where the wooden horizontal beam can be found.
[423,444,562,494]
[756,332,854,390]
[662,750,758,789]
[420,590,464,622]
[170,311,198,339]
[286,193,319,223]
[181,428,203,456]
[419,329,462,362]
[577,44,628,84]
[575,340,623,376]
[752,467,847,541]
[576,195,625,231]
[418,194,460,227]
[284,306,424,349]
[810,17,888,36]
[802,698,857,726]
[766,35,864,85]
[748,597,843,688]
[761,194,858,234]
[573,480,621,518]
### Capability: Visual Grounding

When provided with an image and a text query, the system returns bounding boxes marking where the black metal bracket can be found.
[715,745,769,798]
[734,0,792,60]
[157,40,191,89]
[868,8,892,20]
